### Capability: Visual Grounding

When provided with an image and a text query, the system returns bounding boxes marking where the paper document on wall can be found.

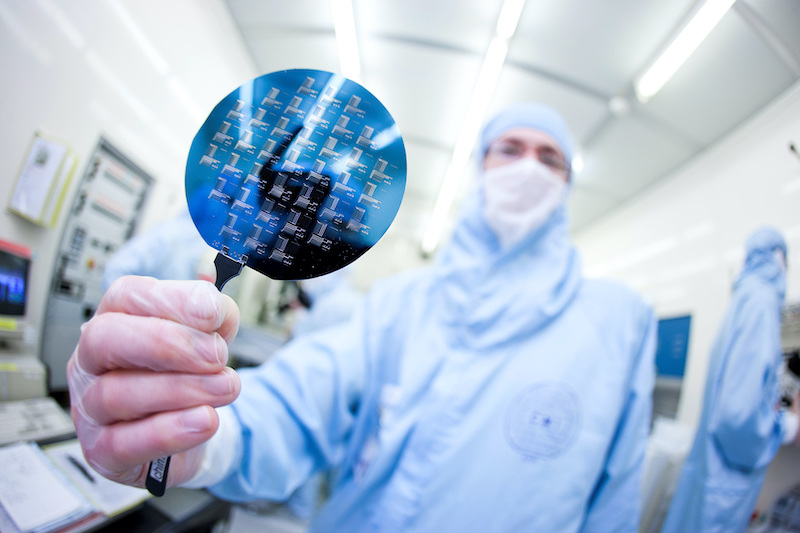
[8,133,77,227]
[0,441,94,532]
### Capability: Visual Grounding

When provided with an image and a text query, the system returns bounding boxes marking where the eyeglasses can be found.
[486,140,570,173]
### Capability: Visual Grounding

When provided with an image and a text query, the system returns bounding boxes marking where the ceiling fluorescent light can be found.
[496,0,526,39]
[332,0,361,82]
[421,37,510,255]
[635,0,736,102]
[571,153,584,175]
[421,0,525,255]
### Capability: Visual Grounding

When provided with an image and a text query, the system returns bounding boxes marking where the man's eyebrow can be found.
[538,145,562,155]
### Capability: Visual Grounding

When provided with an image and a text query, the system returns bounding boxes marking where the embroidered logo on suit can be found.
[504,381,582,460]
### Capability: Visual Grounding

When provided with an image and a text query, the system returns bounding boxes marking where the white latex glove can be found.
[67,276,241,489]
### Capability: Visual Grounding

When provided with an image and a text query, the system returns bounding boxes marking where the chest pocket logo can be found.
[504,381,582,460]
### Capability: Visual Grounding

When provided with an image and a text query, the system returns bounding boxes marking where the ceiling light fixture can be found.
[608,96,631,116]
[331,0,361,82]
[571,153,584,175]
[421,0,526,255]
[635,0,736,102]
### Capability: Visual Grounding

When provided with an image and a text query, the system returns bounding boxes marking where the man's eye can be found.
[541,155,566,170]
[498,145,521,156]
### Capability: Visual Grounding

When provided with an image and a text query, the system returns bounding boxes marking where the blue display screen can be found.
[186,69,406,280]
[655,315,691,377]
[0,250,29,316]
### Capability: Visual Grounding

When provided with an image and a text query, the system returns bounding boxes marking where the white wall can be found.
[0,0,258,349]
[574,79,800,429]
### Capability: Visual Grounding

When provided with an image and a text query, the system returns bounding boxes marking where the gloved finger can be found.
[67,330,230,449]
[97,276,239,339]
[75,405,219,488]
[77,313,229,376]
[81,367,240,425]
[217,293,239,344]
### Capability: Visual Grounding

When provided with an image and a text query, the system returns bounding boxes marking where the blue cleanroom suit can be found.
[661,228,793,533]
[292,269,363,339]
[200,190,657,532]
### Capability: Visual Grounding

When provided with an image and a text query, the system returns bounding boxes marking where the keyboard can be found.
[0,397,75,445]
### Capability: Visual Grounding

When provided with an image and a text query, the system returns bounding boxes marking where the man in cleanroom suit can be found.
[66,103,658,532]
[661,227,800,533]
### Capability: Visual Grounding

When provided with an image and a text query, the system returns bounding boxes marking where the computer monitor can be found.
[0,239,31,345]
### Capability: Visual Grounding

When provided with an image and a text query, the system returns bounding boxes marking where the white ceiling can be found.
[225,0,800,248]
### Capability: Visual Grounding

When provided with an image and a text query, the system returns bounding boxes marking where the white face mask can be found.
[481,158,567,248]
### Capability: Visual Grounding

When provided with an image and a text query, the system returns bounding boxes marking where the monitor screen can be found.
[0,240,31,319]
[655,315,691,378]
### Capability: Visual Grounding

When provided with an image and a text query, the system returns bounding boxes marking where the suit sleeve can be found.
[581,309,657,532]
[204,300,372,502]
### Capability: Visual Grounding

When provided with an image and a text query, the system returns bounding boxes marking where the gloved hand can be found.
[67,276,241,489]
